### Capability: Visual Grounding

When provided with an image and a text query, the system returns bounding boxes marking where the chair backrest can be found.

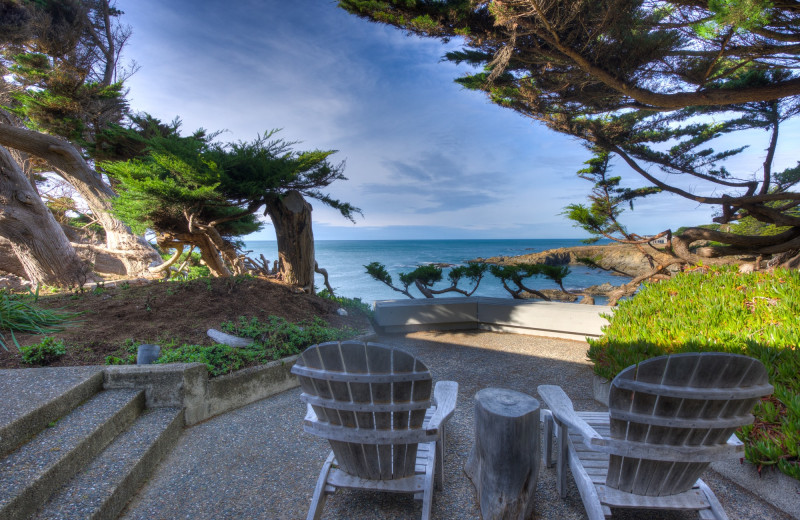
[291,341,433,480]
[605,352,772,496]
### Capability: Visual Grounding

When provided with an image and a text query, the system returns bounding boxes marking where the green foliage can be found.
[154,315,359,376]
[489,263,572,296]
[364,261,394,286]
[588,266,800,479]
[0,292,78,351]
[155,343,261,377]
[317,289,373,318]
[220,315,359,359]
[20,337,67,365]
[365,261,487,298]
[399,265,442,288]
[694,0,774,38]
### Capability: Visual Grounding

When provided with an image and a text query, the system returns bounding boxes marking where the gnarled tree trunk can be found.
[265,190,315,291]
[0,145,89,287]
[0,122,162,276]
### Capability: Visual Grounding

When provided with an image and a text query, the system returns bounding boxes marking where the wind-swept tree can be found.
[339,0,800,273]
[365,261,487,298]
[105,124,359,288]
[0,0,161,284]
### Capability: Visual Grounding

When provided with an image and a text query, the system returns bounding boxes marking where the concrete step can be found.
[0,367,105,458]
[0,389,144,520]
[32,407,184,520]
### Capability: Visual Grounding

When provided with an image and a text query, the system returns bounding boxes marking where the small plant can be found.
[220,315,360,360]
[120,281,130,290]
[0,291,78,351]
[20,337,67,365]
[317,289,373,318]
[155,343,262,376]
[105,354,136,365]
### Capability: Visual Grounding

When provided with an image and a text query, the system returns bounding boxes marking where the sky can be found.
[119,0,800,241]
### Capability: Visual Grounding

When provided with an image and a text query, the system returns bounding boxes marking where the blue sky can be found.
[120,0,800,241]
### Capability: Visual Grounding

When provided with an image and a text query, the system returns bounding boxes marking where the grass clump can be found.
[20,337,67,365]
[588,266,800,480]
[0,290,78,351]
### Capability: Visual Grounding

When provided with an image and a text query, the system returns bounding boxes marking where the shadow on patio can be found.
[119,331,791,520]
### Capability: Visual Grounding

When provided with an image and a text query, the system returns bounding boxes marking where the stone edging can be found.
[104,328,377,426]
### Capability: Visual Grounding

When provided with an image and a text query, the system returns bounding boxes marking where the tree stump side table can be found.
[464,388,540,520]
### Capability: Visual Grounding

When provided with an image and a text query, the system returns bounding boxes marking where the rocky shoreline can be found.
[472,242,679,278]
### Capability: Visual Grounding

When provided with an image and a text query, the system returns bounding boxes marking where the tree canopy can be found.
[340,0,800,278]
[103,122,360,278]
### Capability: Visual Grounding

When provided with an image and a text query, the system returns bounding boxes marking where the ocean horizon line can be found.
[245,237,606,243]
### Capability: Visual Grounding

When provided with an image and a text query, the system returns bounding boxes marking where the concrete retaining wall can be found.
[374,297,612,341]
[104,357,300,426]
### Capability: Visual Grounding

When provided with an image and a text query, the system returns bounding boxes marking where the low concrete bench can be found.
[373,297,611,340]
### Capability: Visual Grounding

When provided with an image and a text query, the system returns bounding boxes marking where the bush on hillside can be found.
[153,315,361,376]
[587,266,800,480]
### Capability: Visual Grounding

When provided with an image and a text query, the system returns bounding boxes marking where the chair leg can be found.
[435,434,444,491]
[696,479,729,520]
[422,444,436,520]
[308,452,336,520]
[556,421,569,499]
[542,409,555,468]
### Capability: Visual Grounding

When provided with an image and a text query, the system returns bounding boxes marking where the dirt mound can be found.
[0,277,371,369]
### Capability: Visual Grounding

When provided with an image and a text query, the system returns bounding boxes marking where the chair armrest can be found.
[426,381,458,433]
[538,384,604,448]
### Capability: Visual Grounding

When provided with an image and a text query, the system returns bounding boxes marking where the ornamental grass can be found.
[0,291,78,351]
[587,266,800,480]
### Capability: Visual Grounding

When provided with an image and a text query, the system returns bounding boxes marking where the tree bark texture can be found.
[0,146,89,287]
[266,190,315,291]
[0,123,162,276]
[465,388,541,520]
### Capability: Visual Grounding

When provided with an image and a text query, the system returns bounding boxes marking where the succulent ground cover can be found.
[588,266,800,479]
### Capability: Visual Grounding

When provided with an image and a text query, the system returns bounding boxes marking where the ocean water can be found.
[244,239,626,305]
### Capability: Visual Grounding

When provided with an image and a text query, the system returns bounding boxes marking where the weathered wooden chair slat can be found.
[539,352,773,520]
[292,341,457,520]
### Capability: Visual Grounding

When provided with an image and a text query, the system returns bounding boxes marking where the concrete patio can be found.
[118,330,796,520]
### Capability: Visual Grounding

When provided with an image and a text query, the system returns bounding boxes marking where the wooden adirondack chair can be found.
[291,341,458,520]
[538,352,773,520]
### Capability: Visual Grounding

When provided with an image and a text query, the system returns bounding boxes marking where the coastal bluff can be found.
[473,243,678,277]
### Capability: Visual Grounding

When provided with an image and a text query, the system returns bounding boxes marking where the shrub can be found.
[317,289,373,318]
[221,315,360,359]
[155,343,263,376]
[20,337,67,365]
[588,266,800,479]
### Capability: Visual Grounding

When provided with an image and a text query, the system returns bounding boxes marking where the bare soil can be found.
[0,277,371,370]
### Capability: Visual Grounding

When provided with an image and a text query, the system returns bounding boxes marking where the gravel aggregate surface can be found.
[120,331,793,520]
[0,366,104,428]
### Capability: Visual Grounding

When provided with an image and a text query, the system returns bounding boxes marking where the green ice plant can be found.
[588,266,800,479]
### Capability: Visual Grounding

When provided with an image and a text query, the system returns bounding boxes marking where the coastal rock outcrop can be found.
[475,243,679,278]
